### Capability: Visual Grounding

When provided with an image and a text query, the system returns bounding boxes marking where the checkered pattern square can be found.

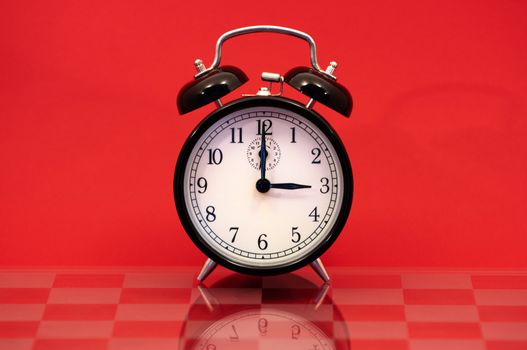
[0,269,525,350]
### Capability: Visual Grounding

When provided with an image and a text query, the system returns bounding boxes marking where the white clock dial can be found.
[180,104,347,269]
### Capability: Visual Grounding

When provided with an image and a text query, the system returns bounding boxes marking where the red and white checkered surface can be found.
[0,267,526,350]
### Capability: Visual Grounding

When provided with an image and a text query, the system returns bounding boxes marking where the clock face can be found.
[192,308,335,350]
[175,97,352,274]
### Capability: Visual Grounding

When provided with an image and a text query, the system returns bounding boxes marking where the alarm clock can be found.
[179,274,351,350]
[174,26,353,282]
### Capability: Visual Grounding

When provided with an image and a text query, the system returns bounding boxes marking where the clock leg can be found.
[310,258,330,283]
[197,258,217,282]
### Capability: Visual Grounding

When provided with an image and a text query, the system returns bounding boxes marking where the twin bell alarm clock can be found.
[174,25,353,282]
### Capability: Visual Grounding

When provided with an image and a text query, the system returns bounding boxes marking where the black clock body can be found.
[174,96,353,276]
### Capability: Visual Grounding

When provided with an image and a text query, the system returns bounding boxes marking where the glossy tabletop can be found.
[0,267,526,350]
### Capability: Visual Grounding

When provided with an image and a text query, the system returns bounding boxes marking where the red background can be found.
[1,0,526,268]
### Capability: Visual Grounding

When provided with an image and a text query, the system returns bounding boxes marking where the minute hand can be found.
[270,183,312,190]
[260,127,267,180]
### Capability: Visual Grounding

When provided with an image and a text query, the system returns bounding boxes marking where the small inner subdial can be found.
[246,137,281,171]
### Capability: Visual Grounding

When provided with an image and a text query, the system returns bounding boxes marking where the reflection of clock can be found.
[175,26,354,282]
[195,308,333,350]
[179,274,350,350]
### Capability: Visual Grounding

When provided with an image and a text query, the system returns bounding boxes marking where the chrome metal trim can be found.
[195,25,335,79]
[310,258,330,283]
[197,258,218,282]
[242,72,285,97]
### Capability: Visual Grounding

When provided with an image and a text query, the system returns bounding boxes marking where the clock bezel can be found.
[174,96,353,276]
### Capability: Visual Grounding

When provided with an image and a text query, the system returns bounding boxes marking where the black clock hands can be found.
[260,124,267,180]
[255,120,310,193]
[256,125,270,193]
[270,183,312,190]
[256,178,311,193]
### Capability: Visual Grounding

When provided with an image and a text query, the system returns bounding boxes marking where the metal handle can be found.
[195,25,329,78]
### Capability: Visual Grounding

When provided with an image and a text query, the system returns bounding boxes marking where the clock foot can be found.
[197,258,217,283]
[310,258,330,283]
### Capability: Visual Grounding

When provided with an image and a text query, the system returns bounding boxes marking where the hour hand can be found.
[270,183,312,190]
